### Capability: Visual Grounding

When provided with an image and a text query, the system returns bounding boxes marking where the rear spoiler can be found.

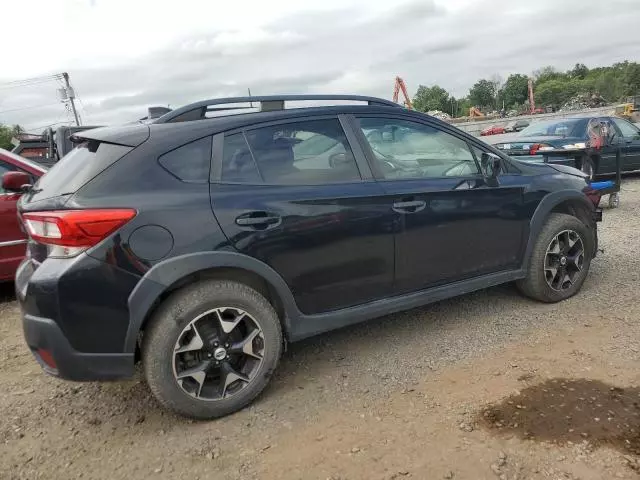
[70,124,150,148]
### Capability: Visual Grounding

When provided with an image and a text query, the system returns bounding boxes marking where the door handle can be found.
[392,200,426,214]
[235,212,281,229]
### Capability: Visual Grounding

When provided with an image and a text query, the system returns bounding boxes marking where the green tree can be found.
[500,74,529,108]
[593,71,623,102]
[535,79,566,107]
[0,125,13,151]
[622,62,640,96]
[468,79,496,108]
[534,66,568,84]
[570,63,589,79]
[412,85,451,113]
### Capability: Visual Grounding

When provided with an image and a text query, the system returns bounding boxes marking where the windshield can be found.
[518,119,586,137]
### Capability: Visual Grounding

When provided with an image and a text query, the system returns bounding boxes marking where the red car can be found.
[0,148,47,281]
[480,125,506,136]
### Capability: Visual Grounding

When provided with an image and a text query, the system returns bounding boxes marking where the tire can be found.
[608,193,620,209]
[516,213,594,303]
[579,157,595,180]
[142,280,283,419]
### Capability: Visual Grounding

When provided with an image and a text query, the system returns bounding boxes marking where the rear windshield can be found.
[34,140,132,196]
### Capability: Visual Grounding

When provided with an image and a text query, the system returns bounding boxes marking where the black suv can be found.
[16,95,600,419]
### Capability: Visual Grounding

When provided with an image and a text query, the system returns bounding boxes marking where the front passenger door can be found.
[354,116,526,295]
[612,118,640,170]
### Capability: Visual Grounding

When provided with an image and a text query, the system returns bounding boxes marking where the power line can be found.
[0,74,63,90]
[22,120,73,134]
[0,102,61,114]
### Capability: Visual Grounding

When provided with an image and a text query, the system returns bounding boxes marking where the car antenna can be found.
[248,88,253,108]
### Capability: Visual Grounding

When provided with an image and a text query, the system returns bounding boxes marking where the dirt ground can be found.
[2,178,640,480]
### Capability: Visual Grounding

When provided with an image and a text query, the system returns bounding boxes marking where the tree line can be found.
[412,61,640,117]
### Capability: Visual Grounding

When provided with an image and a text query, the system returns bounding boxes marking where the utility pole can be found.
[62,72,80,126]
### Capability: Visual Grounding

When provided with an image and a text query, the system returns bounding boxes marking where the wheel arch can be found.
[125,252,300,354]
[522,190,596,270]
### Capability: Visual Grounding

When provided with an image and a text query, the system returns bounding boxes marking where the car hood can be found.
[511,158,587,179]
[547,163,589,179]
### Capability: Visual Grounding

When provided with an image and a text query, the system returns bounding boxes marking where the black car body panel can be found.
[15,96,599,380]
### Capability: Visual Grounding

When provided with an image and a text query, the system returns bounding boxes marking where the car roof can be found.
[0,148,47,175]
[75,103,460,148]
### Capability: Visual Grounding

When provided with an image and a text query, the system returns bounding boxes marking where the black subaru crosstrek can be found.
[15,95,601,419]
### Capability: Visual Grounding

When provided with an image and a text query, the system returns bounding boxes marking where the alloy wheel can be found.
[172,307,265,401]
[544,230,585,291]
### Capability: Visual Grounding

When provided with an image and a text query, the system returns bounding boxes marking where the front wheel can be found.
[579,157,595,180]
[516,213,594,303]
[142,280,283,419]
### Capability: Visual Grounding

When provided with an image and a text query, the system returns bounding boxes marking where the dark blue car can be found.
[11,95,602,419]
[493,116,640,179]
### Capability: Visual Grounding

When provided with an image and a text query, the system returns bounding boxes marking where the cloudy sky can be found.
[2,0,639,131]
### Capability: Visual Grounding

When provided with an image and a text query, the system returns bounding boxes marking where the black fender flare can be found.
[521,190,595,270]
[124,251,300,353]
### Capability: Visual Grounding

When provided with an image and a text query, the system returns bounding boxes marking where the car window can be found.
[221,133,262,183]
[158,136,212,183]
[612,118,640,138]
[358,117,480,179]
[0,161,16,194]
[223,119,361,185]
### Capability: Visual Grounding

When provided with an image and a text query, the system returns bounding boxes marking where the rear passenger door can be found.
[353,115,525,295]
[209,116,395,315]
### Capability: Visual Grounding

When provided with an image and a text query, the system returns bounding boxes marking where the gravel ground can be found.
[1,178,640,479]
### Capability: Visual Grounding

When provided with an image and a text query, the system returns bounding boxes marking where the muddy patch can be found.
[479,378,640,454]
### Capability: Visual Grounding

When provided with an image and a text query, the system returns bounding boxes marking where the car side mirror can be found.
[2,171,32,192]
[481,152,502,179]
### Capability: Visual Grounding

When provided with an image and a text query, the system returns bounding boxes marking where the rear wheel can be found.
[142,280,282,419]
[516,213,594,303]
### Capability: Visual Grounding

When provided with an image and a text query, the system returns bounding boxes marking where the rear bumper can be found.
[23,314,134,381]
[15,252,141,381]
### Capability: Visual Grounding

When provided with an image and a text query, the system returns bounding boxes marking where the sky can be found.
[2,0,640,131]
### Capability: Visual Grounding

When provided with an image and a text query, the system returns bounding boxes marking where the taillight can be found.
[529,144,554,155]
[22,209,136,258]
[36,348,57,370]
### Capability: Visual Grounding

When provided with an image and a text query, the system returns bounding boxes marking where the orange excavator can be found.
[392,76,413,109]
[469,106,485,118]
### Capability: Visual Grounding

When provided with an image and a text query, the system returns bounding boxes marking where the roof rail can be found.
[154,94,401,123]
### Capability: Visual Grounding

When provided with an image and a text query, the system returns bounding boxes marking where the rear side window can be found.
[221,133,262,183]
[34,141,132,196]
[221,119,361,185]
[159,137,212,183]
